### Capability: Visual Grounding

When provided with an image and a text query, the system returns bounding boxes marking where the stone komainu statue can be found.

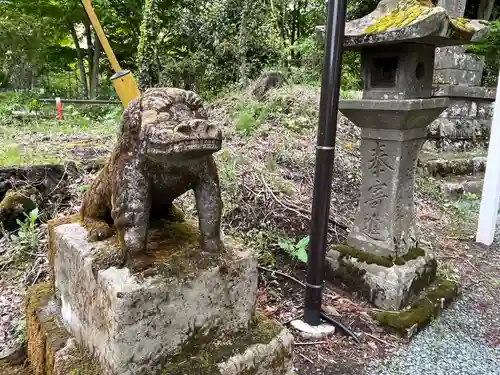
[80,87,224,261]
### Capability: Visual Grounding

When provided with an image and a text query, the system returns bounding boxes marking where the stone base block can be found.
[163,312,294,375]
[51,220,259,375]
[25,282,103,375]
[25,281,293,375]
[370,277,459,339]
[325,245,437,311]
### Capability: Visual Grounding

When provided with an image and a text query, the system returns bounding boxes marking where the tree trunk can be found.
[90,35,101,99]
[238,0,250,84]
[69,25,89,98]
[478,0,495,20]
[84,20,94,86]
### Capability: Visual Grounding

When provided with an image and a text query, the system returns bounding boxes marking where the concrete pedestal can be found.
[27,217,294,375]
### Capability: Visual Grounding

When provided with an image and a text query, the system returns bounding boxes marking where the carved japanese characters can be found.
[79,87,224,261]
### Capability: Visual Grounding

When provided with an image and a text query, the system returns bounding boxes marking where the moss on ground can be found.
[333,244,425,267]
[372,276,459,335]
[161,312,284,375]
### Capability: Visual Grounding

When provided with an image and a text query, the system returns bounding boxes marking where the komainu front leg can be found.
[194,157,223,253]
[111,163,152,256]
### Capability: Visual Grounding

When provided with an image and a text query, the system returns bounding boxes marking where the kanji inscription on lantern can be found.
[368,141,394,177]
[363,179,388,240]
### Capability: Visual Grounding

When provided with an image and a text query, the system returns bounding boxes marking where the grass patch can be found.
[0,144,62,166]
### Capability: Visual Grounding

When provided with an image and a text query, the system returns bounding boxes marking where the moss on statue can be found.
[333,244,425,267]
[24,281,102,375]
[371,276,458,335]
[88,219,228,282]
[160,312,285,375]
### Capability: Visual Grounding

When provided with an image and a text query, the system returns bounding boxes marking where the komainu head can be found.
[122,87,223,161]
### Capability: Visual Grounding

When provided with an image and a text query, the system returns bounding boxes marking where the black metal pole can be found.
[303,0,348,326]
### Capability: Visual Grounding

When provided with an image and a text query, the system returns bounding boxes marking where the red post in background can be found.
[56,97,63,120]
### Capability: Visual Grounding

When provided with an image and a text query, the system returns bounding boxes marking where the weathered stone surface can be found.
[360,43,435,100]
[26,280,292,375]
[429,118,490,140]
[325,246,437,311]
[434,46,484,72]
[252,71,287,100]
[52,221,259,375]
[418,154,486,177]
[436,0,466,18]
[427,88,495,151]
[433,68,482,86]
[316,0,489,50]
[371,276,459,338]
[441,176,484,199]
[339,98,448,256]
[477,102,494,119]
[433,84,496,99]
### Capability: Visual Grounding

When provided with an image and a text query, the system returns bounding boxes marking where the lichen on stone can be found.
[362,0,475,38]
[364,0,435,35]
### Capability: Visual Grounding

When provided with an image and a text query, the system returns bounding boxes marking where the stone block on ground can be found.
[325,245,437,311]
[163,312,294,375]
[418,154,487,177]
[440,175,484,199]
[25,280,293,375]
[51,219,262,375]
[25,281,102,375]
[370,276,460,339]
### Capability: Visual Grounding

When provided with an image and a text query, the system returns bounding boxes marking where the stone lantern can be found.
[318,0,489,334]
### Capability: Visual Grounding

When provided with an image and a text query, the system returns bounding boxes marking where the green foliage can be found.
[467,19,500,86]
[277,235,309,263]
[10,208,41,253]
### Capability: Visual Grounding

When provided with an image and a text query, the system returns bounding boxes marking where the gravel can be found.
[365,224,500,375]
